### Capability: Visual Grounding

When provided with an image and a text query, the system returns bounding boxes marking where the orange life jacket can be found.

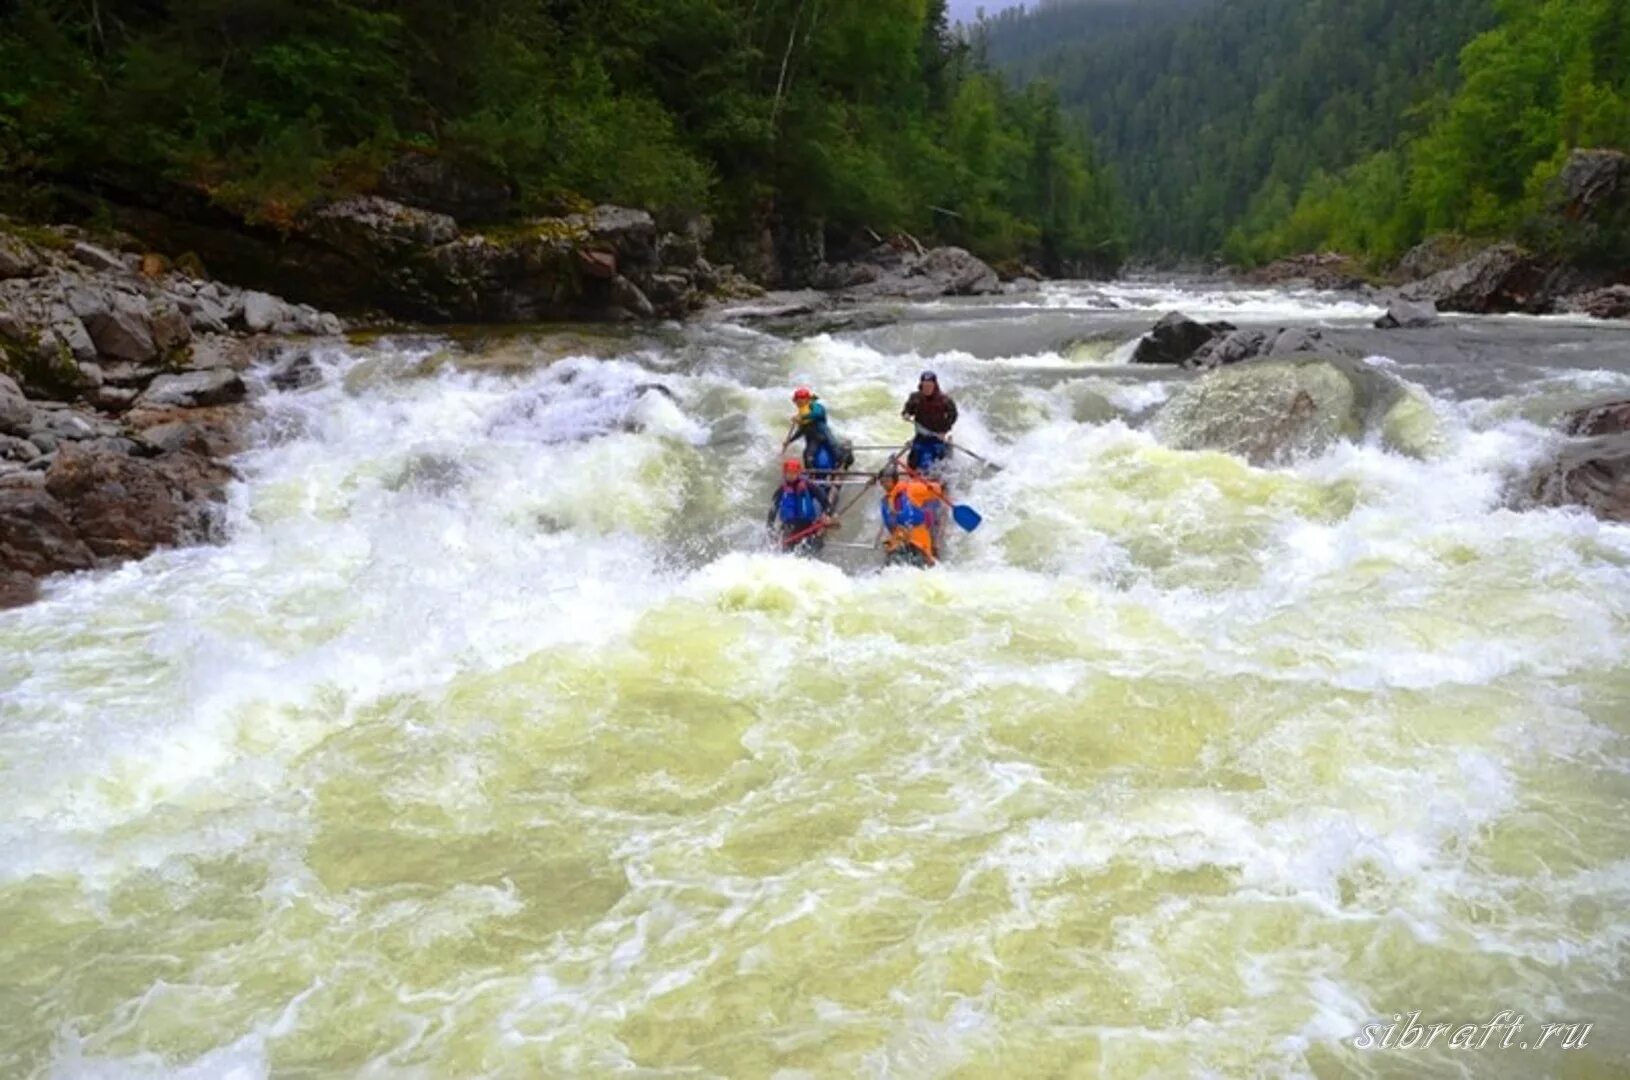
[882,477,944,564]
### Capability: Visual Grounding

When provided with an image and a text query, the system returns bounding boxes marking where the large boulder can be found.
[1374,297,1441,329]
[921,246,1001,296]
[1400,244,1548,314]
[1564,285,1630,321]
[44,441,234,561]
[1515,396,1630,523]
[0,487,96,607]
[1152,354,1420,466]
[1553,149,1629,224]
[1131,312,1235,366]
[1395,235,1480,282]
[138,369,247,409]
[0,373,32,436]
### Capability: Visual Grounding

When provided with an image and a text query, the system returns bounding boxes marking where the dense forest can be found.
[0,0,1126,274]
[1230,0,1630,265]
[985,0,1498,258]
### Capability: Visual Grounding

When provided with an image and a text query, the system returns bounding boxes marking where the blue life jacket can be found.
[810,441,837,471]
[882,489,928,528]
[777,480,820,525]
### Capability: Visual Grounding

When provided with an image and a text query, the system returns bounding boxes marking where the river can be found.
[3,282,1629,1078]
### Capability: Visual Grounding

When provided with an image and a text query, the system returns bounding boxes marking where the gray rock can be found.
[1132,311,1235,366]
[920,246,1001,296]
[27,431,56,455]
[609,275,656,320]
[34,410,104,441]
[1375,297,1441,329]
[49,307,98,364]
[312,195,460,255]
[1565,285,1630,321]
[0,234,42,279]
[1400,244,1546,314]
[138,369,247,409]
[1553,149,1629,222]
[242,290,292,333]
[86,385,141,413]
[69,241,127,273]
[77,290,159,363]
[0,434,40,462]
[0,373,33,436]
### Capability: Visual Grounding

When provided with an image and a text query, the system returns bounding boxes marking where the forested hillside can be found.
[1233,0,1630,265]
[0,0,1125,275]
[986,0,1497,257]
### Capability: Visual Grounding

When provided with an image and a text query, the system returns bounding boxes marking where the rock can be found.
[1400,244,1548,314]
[242,290,292,333]
[125,404,248,459]
[1560,397,1630,438]
[0,373,32,436]
[1565,285,1630,321]
[1243,252,1367,291]
[1187,327,1335,370]
[0,234,42,279]
[71,288,160,363]
[609,275,656,320]
[0,434,41,462]
[85,384,141,413]
[1132,312,1236,366]
[187,334,256,371]
[138,369,247,409]
[376,151,514,221]
[1396,235,1479,282]
[920,246,1001,296]
[69,241,127,273]
[1553,149,1629,223]
[1374,297,1441,329]
[0,488,96,587]
[1152,354,1415,466]
[44,442,234,561]
[311,195,460,256]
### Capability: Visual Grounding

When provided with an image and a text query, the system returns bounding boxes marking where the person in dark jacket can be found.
[766,459,835,554]
[901,370,958,471]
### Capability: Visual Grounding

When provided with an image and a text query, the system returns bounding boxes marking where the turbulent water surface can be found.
[4,281,1630,1078]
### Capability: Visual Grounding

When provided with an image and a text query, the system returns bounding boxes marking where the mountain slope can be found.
[986,0,1496,256]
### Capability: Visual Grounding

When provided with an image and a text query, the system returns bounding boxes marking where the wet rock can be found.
[1560,397,1630,438]
[0,488,95,588]
[1153,354,1412,466]
[125,404,249,459]
[1401,244,1548,314]
[1243,252,1368,291]
[1374,297,1441,329]
[1132,311,1236,366]
[1565,285,1630,321]
[139,369,247,409]
[44,441,234,561]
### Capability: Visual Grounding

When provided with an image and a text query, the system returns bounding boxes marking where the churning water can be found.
[4,283,1630,1078]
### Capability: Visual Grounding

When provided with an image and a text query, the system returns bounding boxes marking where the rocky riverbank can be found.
[0,224,338,607]
[1244,149,1630,320]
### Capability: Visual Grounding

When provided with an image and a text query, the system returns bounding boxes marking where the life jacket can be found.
[882,478,943,563]
[776,479,821,525]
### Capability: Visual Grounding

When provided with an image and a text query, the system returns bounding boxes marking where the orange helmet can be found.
[782,459,802,477]
[792,387,813,403]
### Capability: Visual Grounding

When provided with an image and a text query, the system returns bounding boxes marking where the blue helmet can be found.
[919,370,938,384]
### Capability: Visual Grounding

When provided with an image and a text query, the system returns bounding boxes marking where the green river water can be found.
[3,282,1629,1078]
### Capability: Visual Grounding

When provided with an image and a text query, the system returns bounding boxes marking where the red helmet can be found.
[792,387,813,403]
[782,459,802,477]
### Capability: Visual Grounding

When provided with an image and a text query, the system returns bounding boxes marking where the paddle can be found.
[779,518,833,549]
[949,443,1004,473]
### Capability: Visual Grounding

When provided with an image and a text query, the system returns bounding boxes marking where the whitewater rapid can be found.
[4,283,1630,1078]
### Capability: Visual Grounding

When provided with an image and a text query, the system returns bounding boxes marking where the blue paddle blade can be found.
[952,504,982,532]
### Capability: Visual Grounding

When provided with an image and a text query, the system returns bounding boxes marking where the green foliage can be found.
[1229,0,1630,263]
[986,0,1498,258]
[0,0,1124,272]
